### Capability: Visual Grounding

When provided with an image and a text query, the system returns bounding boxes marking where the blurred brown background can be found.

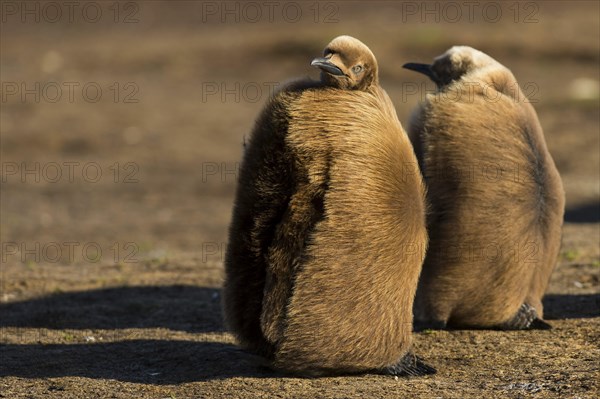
[1,1,598,398]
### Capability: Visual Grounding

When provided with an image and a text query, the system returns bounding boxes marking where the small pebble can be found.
[568,78,600,101]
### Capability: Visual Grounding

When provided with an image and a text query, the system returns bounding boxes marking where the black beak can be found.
[403,62,437,82]
[311,57,344,76]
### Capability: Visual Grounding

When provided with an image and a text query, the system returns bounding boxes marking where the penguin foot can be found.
[378,352,437,377]
[501,303,552,330]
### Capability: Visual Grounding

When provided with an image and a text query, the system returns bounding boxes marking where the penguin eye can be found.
[352,65,363,74]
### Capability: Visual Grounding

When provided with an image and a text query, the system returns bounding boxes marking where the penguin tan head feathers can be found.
[403,45,505,88]
[311,35,378,91]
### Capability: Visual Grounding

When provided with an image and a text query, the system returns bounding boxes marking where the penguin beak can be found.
[403,62,437,82]
[311,57,345,76]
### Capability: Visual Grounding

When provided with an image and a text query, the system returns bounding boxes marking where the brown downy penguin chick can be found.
[223,35,434,376]
[403,46,565,330]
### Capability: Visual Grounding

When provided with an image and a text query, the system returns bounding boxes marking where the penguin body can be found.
[223,36,433,376]
[404,46,565,330]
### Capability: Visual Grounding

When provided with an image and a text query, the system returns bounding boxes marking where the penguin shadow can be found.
[0,285,225,332]
[0,340,277,383]
[542,293,600,320]
[0,285,277,382]
[564,201,600,223]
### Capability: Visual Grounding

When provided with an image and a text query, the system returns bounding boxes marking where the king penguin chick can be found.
[403,46,565,330]
[223,35,434,377]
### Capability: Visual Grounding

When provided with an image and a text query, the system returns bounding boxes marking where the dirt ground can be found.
[1,1,599,398]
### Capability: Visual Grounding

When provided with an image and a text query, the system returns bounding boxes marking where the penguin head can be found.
[403,46,501,89]
[311,35,378,91]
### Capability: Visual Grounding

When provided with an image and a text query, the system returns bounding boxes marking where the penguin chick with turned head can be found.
[403,46,565,330]
[223,35,434,377]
